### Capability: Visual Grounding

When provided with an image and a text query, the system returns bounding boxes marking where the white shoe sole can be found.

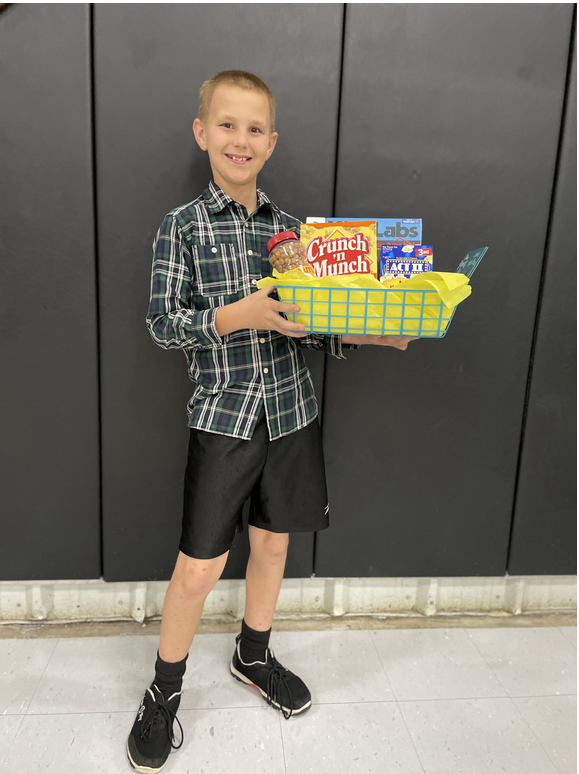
[230,662,312,716]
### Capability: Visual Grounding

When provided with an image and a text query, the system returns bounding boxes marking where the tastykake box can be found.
[300,221,377,278]
[306,217,422,249]
[379,245,433,287]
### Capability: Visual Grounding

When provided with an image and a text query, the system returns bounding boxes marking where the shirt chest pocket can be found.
[192,243,241,298]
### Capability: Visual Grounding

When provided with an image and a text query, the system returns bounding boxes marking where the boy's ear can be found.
[266,131,279,160]
[193,118,207,151]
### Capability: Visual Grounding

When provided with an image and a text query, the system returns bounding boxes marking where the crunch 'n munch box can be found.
[379,245,433,287]
[300,221,378,278]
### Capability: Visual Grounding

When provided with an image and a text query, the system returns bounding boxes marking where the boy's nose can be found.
[232,132,249,148]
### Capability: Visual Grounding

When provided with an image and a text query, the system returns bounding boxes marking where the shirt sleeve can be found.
[296,334,360,359]
[145,213,223,350]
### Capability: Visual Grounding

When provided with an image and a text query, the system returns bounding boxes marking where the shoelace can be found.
[265,647,294,720]
[141,699,184,750]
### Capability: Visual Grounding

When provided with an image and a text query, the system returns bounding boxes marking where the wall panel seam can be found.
[331,2,348,219]
[506,6,577,572]
[89,4,104,580]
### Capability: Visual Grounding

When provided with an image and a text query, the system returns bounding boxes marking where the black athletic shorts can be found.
[179,405,330,560]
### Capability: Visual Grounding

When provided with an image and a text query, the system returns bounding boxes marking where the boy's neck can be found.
[213,174,258,216]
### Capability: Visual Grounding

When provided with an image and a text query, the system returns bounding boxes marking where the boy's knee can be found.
[175,550,228,596]
[251,530,289,559]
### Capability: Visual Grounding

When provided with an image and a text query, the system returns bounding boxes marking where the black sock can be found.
[154,650,188,701]
[239,618,271,663]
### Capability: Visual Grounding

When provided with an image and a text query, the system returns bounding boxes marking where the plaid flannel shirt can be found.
[146,181,357,440]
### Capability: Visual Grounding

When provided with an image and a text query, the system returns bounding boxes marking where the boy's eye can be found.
[219,123,262,133]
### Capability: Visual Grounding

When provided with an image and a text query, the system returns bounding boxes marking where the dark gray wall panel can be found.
[509,26,577,575]
[0,5,100,579]
[94,4,344,581]
[317,4,574,577]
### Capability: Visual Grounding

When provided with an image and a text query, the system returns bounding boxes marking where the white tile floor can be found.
[0,625,576,774]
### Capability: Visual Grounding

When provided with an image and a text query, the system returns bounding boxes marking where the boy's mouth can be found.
[225,153,252,165]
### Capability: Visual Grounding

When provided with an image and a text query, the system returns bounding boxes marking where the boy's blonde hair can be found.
[198,70,276,133]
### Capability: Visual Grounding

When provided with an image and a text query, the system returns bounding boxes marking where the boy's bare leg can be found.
[158,549,230,662]
[244,525,289,631]
[158,526,288,663]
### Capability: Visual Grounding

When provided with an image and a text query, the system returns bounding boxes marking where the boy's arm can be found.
[146,215,314,347]
[146,214,223,350]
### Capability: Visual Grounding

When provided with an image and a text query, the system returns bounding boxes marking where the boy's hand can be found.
[341,335,420,350]
[216,285,308,338]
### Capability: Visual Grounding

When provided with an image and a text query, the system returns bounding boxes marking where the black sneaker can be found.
[230,632,312,718]
[126,682,184,773]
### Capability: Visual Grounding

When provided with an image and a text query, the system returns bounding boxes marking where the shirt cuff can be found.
[190,307,224,349]
[327,334,347,359]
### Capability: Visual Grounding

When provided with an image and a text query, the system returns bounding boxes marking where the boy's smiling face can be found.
[193,84,278,209]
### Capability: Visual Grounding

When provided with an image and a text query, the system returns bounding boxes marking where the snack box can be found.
[380,245,433,287]
[300,221,378,278]
[306,217,422,247]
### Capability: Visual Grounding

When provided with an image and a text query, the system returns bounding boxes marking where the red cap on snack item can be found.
[267,231,298,253]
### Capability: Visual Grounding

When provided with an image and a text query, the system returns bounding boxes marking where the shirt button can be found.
[244,222,249,228]
[247,250,253,255]
[263,367,269,374]
[211,247,217,253]
[252,279,257,285]
[259,338,265,344]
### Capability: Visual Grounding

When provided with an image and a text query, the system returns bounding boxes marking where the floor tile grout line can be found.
[558,626,578,649]
[0,714,26,772]
[11,692,578,719]
[555,625,578,650]
[395,692,578,702]
[395,700,427,774]
[464,627,515,698]
[277,710,288,774]
[366,628,398,701]
[506,694,563,774]
[23,636,61,715]
[14,705,282,717]
[465,626,578,701]
[356,631,427,773]
[366,624,515,704]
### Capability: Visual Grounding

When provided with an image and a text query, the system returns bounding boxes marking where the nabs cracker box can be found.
[300,221,377,278]
[380,245,433,287]
[307,217,422,247]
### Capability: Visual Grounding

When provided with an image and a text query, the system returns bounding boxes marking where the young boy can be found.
[127,70,416,773]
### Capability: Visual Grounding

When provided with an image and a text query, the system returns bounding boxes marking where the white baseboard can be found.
[0,575,575,624]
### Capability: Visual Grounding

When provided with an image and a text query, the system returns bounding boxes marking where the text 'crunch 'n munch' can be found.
[300,222,377,278]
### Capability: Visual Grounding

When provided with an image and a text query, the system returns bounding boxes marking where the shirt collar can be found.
[203,180,279,216]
